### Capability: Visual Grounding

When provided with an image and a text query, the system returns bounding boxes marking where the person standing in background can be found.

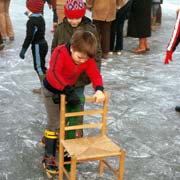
[0,0,14,41]
[86,0,122,59]
[127,0,151,53]
[109,0,133,55]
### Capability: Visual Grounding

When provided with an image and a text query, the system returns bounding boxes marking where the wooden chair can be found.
[59,92,125,180]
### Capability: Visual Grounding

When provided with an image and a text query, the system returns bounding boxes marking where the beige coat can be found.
[86,0,125,22]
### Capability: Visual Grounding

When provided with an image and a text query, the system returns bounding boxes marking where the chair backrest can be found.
[59,91,108,140]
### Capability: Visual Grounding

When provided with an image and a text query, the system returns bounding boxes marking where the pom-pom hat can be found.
[26,0,44,13]
[64,0,86,19]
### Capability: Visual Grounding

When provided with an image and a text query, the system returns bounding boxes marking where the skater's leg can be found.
[42,130,59,175]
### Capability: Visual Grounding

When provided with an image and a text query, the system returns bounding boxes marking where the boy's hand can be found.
[164,50,172,64]
[93,90,105,103]
[19,48,26,59]
[63,86,80,107]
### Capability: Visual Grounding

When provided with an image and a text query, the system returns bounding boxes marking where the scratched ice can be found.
[0,0,180,180]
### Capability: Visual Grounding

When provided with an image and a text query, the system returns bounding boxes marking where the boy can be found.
[19,0,48,93]
[42,30,105,175]
[51,0,102,139]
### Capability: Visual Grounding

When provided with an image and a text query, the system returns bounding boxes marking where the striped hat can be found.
[64,0,86,19]
[26,0,44,13]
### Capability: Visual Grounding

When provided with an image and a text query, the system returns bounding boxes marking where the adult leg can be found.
[100,21,111,55]
[151,3,159,31]
[5,0,14,40]
[0,0,7,40]
[0,32,5,50]
[110,19,117,52]
[94,20,111,58]
[51,8,58,32]
[156,4,162,25]
[132,38,147,53]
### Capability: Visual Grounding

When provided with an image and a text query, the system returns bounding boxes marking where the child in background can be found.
[19,0,48,94]
[42,30,105,175]
[109,0,133,55]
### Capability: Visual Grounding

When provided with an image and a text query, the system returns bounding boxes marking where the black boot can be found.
[175,106,180,112]
[42,130,58,175]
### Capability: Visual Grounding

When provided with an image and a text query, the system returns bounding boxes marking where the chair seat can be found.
[62,135,121,161]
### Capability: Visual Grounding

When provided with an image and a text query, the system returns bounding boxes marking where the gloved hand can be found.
[52,94,60,104]
[93,90,105,103]
[19,48,27,59]
[164,50,173,64]
[63,86,80,107]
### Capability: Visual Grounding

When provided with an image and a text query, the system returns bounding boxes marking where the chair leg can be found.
[99,159,104,176]
[59,146,64,180]
[70,156,77,180]
[118,149,125,180]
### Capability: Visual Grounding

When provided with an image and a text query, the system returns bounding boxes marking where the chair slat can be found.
[65,109,103,117]
[65,123,102,131]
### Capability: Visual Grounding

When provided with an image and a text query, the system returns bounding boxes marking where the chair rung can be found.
[65,109,104,117]
[65,123,102,131]
[102,159,118,176]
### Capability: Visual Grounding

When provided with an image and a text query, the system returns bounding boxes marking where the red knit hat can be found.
[26,0,44,13]
[64,0,86,19]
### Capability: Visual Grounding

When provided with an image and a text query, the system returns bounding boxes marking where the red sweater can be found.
[46,44,103,91]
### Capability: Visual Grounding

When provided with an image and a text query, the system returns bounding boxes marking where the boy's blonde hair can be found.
[70,30,97,58]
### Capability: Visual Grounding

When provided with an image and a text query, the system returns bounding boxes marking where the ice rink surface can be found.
[0,0,180,180]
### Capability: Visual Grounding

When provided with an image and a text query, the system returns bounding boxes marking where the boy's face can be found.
[70,46,89,65]
[67,18,82,27]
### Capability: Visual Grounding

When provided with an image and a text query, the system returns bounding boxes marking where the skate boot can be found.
[41,135,59,151]
[42,130,58,178]
[175,106,180,112]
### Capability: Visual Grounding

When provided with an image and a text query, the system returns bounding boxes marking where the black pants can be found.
[110,1,133,51]
[0,32,3,44]
[31,40,48,76]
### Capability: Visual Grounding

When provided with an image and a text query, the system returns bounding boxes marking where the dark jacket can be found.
[22,13,46,50]
[51,16,102,87]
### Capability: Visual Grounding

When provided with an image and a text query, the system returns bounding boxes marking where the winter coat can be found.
[127,0,151,38]
[22,13,46,50]
[45,44,103,92]
[86,0,122,22]
[51,16,102,87]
